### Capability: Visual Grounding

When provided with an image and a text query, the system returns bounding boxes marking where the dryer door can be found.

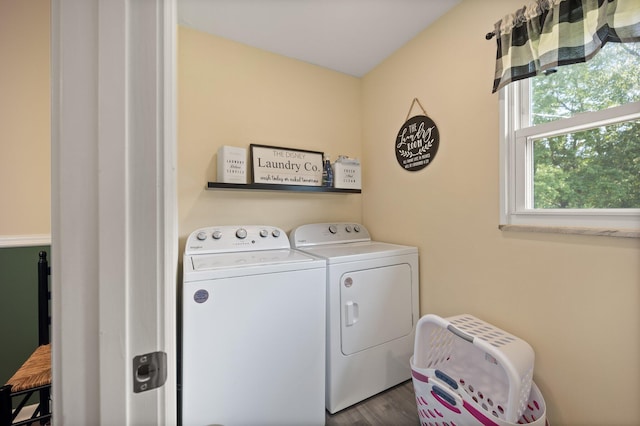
[340,263,413,355]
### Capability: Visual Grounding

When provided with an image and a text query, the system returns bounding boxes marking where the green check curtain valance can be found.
[492,0,640,93]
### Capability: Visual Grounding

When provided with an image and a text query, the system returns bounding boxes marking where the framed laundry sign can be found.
[395,98,440,172]
[250,144,323,186]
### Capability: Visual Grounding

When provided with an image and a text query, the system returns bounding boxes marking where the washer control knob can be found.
[328,225,338,234]
[212,231,222,240]
[345,225,353,233]
[259,229,269,238]
[354,225,361,232]
[272,229,281,238]
[235,228,247,239]
[196,231,207,241]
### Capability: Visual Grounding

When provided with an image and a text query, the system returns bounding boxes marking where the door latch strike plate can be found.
[133,351,167,393]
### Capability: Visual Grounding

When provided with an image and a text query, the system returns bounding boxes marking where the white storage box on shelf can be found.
[217,145,247,184]
[411,314,547,426]
[333,156,361,189]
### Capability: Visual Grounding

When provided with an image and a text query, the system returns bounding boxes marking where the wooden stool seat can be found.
[5,344,51,393]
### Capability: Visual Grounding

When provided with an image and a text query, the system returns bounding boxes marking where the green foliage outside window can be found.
[531,42,640,209]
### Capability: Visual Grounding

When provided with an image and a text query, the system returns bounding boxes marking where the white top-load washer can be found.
[181,225,326,426]
[289,223,419,414]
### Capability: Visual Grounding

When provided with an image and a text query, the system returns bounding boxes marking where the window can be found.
[500,42,640,230]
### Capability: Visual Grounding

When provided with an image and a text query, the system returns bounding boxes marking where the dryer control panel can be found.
[289,223,371,247]
[185,225,289,255]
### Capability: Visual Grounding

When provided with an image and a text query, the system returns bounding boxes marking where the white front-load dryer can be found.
[289,223,419,414]
[182,225,326,426]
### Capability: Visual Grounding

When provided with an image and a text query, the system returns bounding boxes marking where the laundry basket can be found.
[411,314,546,425]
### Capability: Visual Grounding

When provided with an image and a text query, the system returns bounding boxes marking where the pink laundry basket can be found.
[411,314,547,426]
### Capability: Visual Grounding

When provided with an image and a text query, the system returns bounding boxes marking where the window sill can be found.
[499,224,640,239]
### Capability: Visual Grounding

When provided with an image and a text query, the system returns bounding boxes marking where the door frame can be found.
[51,0,177,423]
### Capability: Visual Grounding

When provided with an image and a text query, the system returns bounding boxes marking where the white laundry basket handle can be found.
[413,314,449,366]
[446,320,526,423]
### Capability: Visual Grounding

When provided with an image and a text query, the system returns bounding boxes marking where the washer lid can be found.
[296,241,417,263]
[190,249,318,271]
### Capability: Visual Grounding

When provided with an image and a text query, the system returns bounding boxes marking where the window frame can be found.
[499,80,640,230]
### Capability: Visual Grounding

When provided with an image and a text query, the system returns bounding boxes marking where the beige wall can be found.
[178,26,363,247]
[0,0,50,236]
[361,1,640,424]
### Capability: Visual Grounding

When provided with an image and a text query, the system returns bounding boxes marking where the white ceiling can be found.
[178,0,461,77]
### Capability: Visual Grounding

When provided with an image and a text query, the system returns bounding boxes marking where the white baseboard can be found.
[13,403,38,422]
[0,234,51,248]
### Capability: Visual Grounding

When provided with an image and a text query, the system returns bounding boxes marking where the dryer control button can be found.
[212,231,222,240]
[259,229,269,238]
[329,225,338,234]
[272,229,281,238]
[235,228,247,239]
[354,225,361,232]
[196,231,207,241]
[345,225,353,232]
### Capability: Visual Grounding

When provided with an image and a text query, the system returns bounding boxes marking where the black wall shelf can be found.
[207,182,361,194]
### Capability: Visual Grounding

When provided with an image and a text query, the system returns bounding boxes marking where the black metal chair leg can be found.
[37,387,49,425]
[0,385,13,426]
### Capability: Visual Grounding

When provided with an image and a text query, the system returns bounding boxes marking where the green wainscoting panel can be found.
[0,245,50,385]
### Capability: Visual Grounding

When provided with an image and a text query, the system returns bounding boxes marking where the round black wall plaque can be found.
[395,115,439,172]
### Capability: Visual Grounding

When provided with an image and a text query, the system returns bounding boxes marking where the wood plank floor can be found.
[325,380,420,426]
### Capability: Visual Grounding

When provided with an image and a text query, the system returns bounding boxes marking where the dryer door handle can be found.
[345,301,359,326]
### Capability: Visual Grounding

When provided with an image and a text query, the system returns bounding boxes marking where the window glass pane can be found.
[532,120,640,209]
[531,42,640,125]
